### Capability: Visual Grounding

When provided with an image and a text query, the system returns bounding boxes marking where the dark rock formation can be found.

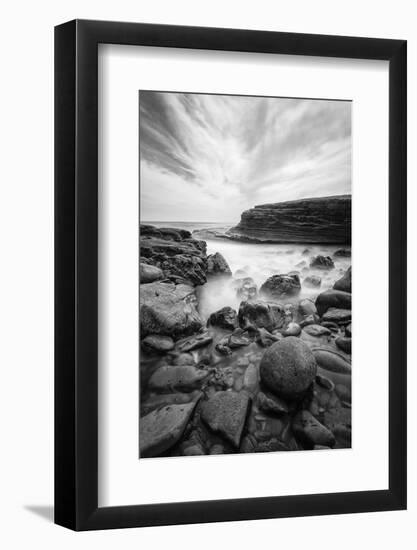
[140,281,202,338]
[238,300,286,332]
[334,248,351,257]
[315,289,352,316]
[292,410,336,448]
[148,365,209,393]
[310,255,335,269]
[260,274,301,299]
[333,266,352,293]
[303,275,322,288]
[208,306,238,331]
[260,337,317,399]
[207,252,232,277]
[139,262,164,283]
[312,348,351,374]
[228,195,351,244]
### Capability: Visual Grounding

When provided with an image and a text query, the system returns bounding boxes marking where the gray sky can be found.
[140,91,351,223]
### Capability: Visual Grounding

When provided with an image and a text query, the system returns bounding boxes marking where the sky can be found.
[139,91,351,223]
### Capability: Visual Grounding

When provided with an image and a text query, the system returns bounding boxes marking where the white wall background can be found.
[0,0,414,548]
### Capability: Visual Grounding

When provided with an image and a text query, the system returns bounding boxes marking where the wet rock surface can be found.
[260,274,301,299]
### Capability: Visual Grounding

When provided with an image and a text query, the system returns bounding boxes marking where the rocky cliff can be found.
[228,195,351,244]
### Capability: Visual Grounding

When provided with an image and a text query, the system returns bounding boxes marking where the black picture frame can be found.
[55,19,407,531]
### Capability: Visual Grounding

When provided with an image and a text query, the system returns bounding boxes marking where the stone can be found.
[303,324,331,337]
[228,329,251,348]
[234,277,258,301]
[201,391,251,447]
[303,275,322,288]
[260,337,317,399]
[335,384,351,402]
[312,348,351,374]
[258,391,289,415]
[139,400,199,457]
[238,300,285,332]
[300,314,320,327]
[315,289,351,316]
[141,391,201,416]
[322,308,351,324]
[176,332,213,352]
[315,374,335,391]
[209,444,226,455]
[256,327,281,347]
[141,334,174,354]
[140,281,202,338]
[345,323,352,338]
[299,299,317,316]
[139,262,164,284]
[254,439,289,452]
[310,255,335,269]
[182,444,205,456]
[207,252,232,277]
[171,352,195,366]
[282,322,302,337]
[334,424,352,447]
[321,321,339,332]
[148,365,209,393]
[334,248,351,257]
[260,274,301,299]
[228,196,351,244]
[335,336,352,354]
[243,364,259,393]
[208,306,238,331]
[314,445,331,450]
[292,410,336,448]
[215,343,232,356]
[333,266,352,293]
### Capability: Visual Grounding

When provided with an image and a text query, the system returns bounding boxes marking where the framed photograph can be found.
[55,20,407,530]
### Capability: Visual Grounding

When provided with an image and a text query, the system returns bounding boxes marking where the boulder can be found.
[258,392,289,415]
[243,364,259,393]
[228,329,251,348]
[303,324,331,337]
[292,410,336,448]
[201,391,251,447]
[345,323,352,338]
[233,277,258,300]
[207,252,232,277]
[310,255,335,269]
[335,336,352,354]
[208,306,238,331]
[303,275,322,288]
[299,314,320,327]
[238,300,285,332]
[282,322,302,337]
[260,337,317,399]
[148,365,209,393]
[299,299,317,316]
[256,327,281,347]
[176,332,213,352]
[139,262,164,283]
[315,374,335,391]
[333,266,352,293]
[139,400,199,457]
[141,334,174,354]
[315,289,352,316]
[140,281,202,338]
[140,391,201,416]
[260,274,301,299]
[322,308,351,324]
[312,348,351,374]
[334,248,351,257]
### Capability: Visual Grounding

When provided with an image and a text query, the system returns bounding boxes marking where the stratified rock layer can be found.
[229,195,351,244]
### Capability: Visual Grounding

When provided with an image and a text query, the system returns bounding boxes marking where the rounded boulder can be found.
[260,337,317,399]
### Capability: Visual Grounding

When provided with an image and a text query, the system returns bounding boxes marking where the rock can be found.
[334,424,351,446]
[314,445,331,450]
[300,314,320,327]
[228,329,251,348]
[171,352,195,366]
[315,374,335,391]
[201,391,251,447]
[258,391,289,415]
[322,308,351,324]
[182,444,205,456]
[215,343,232,356]
[335,336,352,354]
[228,195,351,244]
[302,248,310,255]
[139,262,164,283]
[141,334,175,354]
[312,348,351,374]
[299,299,317,316]
[140,400,199,457]
[310,255,335,269]
[234,277,258,300]
[292,410,336,448]
[315,289,352,316]
[345,323,352,338]
[238,300,285,332]
[141,391,201,416]
[209,444,226,455]
[243,364,259,393]
[303,324,331,337]
[254,439,289,452]
[335,384,351,402]
[334,248,351,257]
[207,252,232,277]
[140,226,208,286]
[260,337,317,399]
[208,306,238,331]
[140,281,202,338]
[260,274,301,299]
[296,260,307,268]
[282,322,302,337]
[256,327,281,347]
[148,365,209,393]
[333,266,352,293]
[240,434,257,453]
[303,275,322,288]
[321,321,339,332]
[176,332,213,352]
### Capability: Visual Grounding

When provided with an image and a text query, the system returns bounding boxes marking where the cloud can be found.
[140,91,351,222]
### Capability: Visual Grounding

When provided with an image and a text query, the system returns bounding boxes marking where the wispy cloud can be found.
[140,91,351,222]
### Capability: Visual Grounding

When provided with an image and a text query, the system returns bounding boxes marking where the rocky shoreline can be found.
[139,223,352,458]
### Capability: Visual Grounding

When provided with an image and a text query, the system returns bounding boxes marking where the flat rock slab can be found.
[140,400,199,457]
[176,332,213,353]
[292,410,336,448]
[322,308,351,324]
[201,391,251,447]
[303,324,331,337]
[148,365,209,393]
[312,348,351,375]
[141,334,174,353]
